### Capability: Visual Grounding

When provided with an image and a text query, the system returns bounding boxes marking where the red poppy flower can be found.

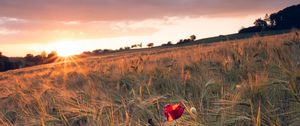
[164,103,185,121]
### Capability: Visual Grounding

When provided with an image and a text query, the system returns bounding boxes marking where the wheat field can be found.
[0,31,300,126]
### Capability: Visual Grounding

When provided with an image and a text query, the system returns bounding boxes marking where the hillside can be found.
[0,31,300,126]
[239,3,300,33]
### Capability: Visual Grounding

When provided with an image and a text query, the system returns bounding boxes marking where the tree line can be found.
[0,51,59,72]
[239,4,300,33]
[82,34,197,55]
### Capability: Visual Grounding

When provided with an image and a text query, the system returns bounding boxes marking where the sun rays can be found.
[47,41,84,57]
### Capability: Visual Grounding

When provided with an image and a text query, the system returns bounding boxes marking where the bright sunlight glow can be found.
[47,41,83,57]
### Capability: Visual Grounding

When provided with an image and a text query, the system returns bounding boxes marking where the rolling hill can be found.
[0,31,300,126]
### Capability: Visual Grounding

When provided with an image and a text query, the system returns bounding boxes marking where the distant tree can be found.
[147,43,154,48]
[24,54,34,62]
[46,51,58,63]
[161,41,173,46]
[48,51,57,58]
[24,54,43,66]
[103,49,113,53]
[264,14,270,24]
[124,47,131,50]
[190,35,196,41]
[239,18,268,33]
[0,53,8,61]
[33,55,43,64]
[0,53,11,71]
[240,4,300,34]
[161,43,167,46]
[138,43,142,48]
[239,26,264,33]
[178,39,184,44]
[82,51,92,55]
[239,4,300,33]
[177,39,191,44]
[131,44,138,48]
[40,51,47,59]
[269,13,277,27]
[184,39,191,43]
[167,41,172,45]
[254,18,268,27]
[92,49,103,54]
[270,4,300,29]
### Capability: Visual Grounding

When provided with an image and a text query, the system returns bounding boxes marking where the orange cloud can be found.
[0,0,298,21]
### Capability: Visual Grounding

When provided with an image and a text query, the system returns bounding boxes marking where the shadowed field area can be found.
[0,31,300,126]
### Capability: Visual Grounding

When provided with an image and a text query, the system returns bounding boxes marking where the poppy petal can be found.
[164,103,185,121]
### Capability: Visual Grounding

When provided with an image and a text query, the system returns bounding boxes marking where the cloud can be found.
[0,18,165,44]
[0,0,298,43]
[0,28,19,35]
[0,0,298,21]
[62,21,80,25]
[0,0,299,56]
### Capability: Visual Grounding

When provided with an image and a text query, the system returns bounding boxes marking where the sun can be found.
[48,41,83,57]
[58,50,77,57]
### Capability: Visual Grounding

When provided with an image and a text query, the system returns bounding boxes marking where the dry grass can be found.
[0,31,300,126]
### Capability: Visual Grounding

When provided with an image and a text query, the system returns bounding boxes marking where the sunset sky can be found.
[0,0,298,56]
